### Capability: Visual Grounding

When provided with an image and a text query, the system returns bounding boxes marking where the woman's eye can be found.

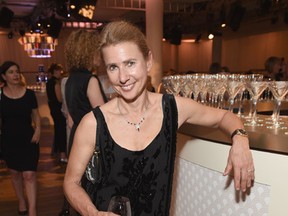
[127,61,135,67]
[108,65,117,71]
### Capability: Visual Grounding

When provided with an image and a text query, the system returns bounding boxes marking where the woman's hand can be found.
[31,127,41,143]
[223,136,254,192]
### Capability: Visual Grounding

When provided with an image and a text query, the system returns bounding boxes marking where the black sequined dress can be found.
[85,94,178,216]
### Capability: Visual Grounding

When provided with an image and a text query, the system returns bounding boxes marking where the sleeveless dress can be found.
[85,94,178,216]
[65,68,107,153]
[1,89,39,171]
[46,76,67,153]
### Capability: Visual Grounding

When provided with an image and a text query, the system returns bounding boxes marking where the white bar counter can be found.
[170,119,288,216]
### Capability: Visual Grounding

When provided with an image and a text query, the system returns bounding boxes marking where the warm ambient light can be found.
[18,33,58,58]
[78,5,95,19]
[182,39,196,43]
[162,38,196,43]
[208,33,214,40]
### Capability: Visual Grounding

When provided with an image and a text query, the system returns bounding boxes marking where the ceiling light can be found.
[18,33,58,58]
[78,5,95,19]
[208,33,214,40]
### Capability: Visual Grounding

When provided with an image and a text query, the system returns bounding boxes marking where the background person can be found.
[64,29,107,154]
[264,56,282,80]
[0,61,41,216]
[64,20,254,216]
[46,63,68,163]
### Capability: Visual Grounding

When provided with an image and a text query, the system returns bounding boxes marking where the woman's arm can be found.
[87,76,106,108]
[55,81,62,103]
[31,108,41,143]
[63,112,100,215]
[176,96,254,192]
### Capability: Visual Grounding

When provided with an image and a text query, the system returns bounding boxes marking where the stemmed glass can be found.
[266,81,288,129]
[226,75,245,112]
[243,74,264,119]
[108,196,132,216]
[244,81,268,126]
[235,74,248,117]
[162,76,174,95]
[189,73,205,102]
[179,74,194,98]
[169,75,187,96]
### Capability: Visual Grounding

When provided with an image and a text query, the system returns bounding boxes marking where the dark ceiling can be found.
[0,0,288,40]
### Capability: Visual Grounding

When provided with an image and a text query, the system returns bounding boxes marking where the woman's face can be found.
[1,65,21,85]
[272,61,282,74]
[53,69,63,79]
[102,42,152,100]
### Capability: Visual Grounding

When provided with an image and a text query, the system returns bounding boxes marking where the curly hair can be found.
[64,29,101,72]
[99,20,150,60]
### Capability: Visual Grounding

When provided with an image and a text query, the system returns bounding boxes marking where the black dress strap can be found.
[81,106,103,205]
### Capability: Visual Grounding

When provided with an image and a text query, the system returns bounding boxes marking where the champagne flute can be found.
[108,196,132,216]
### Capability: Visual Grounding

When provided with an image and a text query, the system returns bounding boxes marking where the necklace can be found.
[117,98,148,132]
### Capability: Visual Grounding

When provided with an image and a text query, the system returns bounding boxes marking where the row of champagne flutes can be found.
[162,73,288,133]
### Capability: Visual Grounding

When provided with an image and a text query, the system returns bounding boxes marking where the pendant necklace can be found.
[117,98,148,132]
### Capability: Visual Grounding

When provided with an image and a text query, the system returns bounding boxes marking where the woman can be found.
[0,61,41,216]
[46,63,68,163]
[59,29,107,216]
[64,21,254,216]
[64,29,107,154]
[264,56,282,80]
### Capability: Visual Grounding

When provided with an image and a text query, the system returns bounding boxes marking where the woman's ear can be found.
[146,51,153,71]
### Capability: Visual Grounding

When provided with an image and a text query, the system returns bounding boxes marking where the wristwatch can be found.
[231,129,248,139]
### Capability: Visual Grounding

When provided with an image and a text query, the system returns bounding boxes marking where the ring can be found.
[247,169,253,173]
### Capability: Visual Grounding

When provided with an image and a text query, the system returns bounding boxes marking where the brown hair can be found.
[0,61,20,85]
[64,29,101,72]
[265,56,281,74]
[99,20,150,60]
[47,63,63,74]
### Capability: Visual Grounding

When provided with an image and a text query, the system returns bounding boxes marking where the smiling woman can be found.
[63,20,254,216]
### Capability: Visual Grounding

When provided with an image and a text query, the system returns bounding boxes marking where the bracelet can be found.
[231,129,248,139]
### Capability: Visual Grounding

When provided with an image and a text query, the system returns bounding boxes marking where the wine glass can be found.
[266,81,288,129]
[244,81,268,126]
[235,74,248,117]
[189,73,206,102]
[108,196,132,216]
[162,76,175,95]
[226,75,245,112]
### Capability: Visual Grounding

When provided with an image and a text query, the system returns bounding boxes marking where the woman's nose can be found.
[119,69,129,83]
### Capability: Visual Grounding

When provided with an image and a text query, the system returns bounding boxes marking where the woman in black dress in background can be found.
[0,61,41,216]
[46,63,68,163]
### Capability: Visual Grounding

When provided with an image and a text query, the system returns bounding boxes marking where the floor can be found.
[0,125,77,216]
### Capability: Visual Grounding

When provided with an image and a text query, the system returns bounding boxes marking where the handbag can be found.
[84,108,102,184]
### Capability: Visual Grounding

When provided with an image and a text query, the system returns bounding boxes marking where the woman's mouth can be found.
[121,83,134,91]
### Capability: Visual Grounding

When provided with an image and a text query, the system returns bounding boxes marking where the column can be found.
[146,0,163,89]
[212,35,222,64]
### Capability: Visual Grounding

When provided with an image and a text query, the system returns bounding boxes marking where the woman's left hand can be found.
[31,127,41,144]
[223,136,254,192]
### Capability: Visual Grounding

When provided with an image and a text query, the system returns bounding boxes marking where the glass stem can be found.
[237,92,243,116]
[274,99,281,126]
[228,98,234,112]
[251,98,258,124]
